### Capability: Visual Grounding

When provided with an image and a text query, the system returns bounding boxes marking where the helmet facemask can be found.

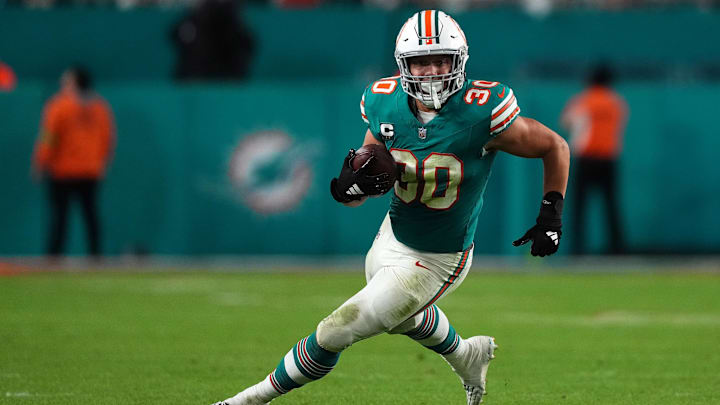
[396,50,467,110]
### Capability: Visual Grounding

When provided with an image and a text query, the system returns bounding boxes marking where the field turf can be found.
[1,269,719,404]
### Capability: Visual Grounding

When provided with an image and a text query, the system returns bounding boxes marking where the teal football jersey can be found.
[361,77,520,253]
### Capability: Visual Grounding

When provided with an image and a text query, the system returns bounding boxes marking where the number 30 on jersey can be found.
[390,149,463,210]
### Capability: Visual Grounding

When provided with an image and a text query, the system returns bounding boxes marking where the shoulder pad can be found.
[488,82,520,135]
[459,80,520,135]
[361,76,402,142]
[361,76,402,124]
[459,80,501,108]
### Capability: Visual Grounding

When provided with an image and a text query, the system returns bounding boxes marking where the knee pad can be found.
[315,304,360,352]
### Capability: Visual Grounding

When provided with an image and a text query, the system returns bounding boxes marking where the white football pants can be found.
[316,213,473,352]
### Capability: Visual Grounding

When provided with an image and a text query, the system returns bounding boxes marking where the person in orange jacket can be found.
[32,66,115,257]
[0,60,17,92]
[561,64,628,255]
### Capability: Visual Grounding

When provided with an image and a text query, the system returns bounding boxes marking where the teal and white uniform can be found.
[219,12,509,404]
[309,77,521,354]
[361,77,520,253]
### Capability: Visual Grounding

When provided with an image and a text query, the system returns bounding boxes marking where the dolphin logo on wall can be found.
[228,130,313,214]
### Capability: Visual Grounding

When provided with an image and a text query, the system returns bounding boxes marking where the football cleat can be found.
[461,336,498,404]
[464,384,485,405]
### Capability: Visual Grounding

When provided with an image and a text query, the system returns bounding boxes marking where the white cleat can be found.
[213,380,274,405]
[464,384,485,405]
[462,336,498,404]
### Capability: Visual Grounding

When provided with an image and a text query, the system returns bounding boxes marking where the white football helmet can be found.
[394,10,469,110]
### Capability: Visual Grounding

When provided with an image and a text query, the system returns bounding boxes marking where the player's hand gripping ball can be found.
[330,144,397,203]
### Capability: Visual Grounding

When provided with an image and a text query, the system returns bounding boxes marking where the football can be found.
[351,144,398,187]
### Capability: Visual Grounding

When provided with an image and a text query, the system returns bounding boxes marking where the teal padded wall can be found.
[1,6,719,255]
[1,80,719,255]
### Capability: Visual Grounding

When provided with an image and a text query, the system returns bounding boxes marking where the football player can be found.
[213,9,569,405]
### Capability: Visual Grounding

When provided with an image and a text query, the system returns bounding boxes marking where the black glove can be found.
[330,149,392,203]
[513,191,564,257]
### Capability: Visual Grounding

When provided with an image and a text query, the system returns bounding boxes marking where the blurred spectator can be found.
[32,66,115,257]
[171,0,255,81]
[0,60,16,92]
[561,63,628,255]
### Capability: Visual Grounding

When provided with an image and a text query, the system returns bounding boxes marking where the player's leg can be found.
[214,329,340,405]
[391,304,497,405]
[373,224,496,405]
[214,247,427,404]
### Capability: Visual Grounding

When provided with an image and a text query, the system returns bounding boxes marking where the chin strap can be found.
[420,81,444,110]
[431,89,442,110]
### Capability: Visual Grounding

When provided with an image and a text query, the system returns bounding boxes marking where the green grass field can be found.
[2,269,719,404]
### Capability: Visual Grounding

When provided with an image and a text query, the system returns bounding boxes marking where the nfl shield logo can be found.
[418,127,427,140]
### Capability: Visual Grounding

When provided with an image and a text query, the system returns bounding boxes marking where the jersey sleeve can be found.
[360,88,369,125]
[360,85,384,142]
[489,83,521,136]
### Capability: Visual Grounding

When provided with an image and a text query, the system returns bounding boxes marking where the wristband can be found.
[537,191,564,229]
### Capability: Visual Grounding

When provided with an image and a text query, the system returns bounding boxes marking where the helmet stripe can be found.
[424,10,433,44]
[434,10,440,44]
[417,12,422,45]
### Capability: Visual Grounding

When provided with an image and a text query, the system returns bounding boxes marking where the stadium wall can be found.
[1,80,719,256]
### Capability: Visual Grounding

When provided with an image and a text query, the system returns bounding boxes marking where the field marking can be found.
[5,392,74,398]
[591,311,720,326]
[213,292,260,306]
[5,392,31,397]
[1,255,718,274]
[501,311,720,326]
[0,373,21,378]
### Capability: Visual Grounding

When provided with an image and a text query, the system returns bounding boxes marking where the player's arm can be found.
[363,129,383,146]
[485,116,569,195]
[330,84,394,207]
[485,116,570,256]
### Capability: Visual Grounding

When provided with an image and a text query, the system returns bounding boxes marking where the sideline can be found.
[1,255,719,275]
